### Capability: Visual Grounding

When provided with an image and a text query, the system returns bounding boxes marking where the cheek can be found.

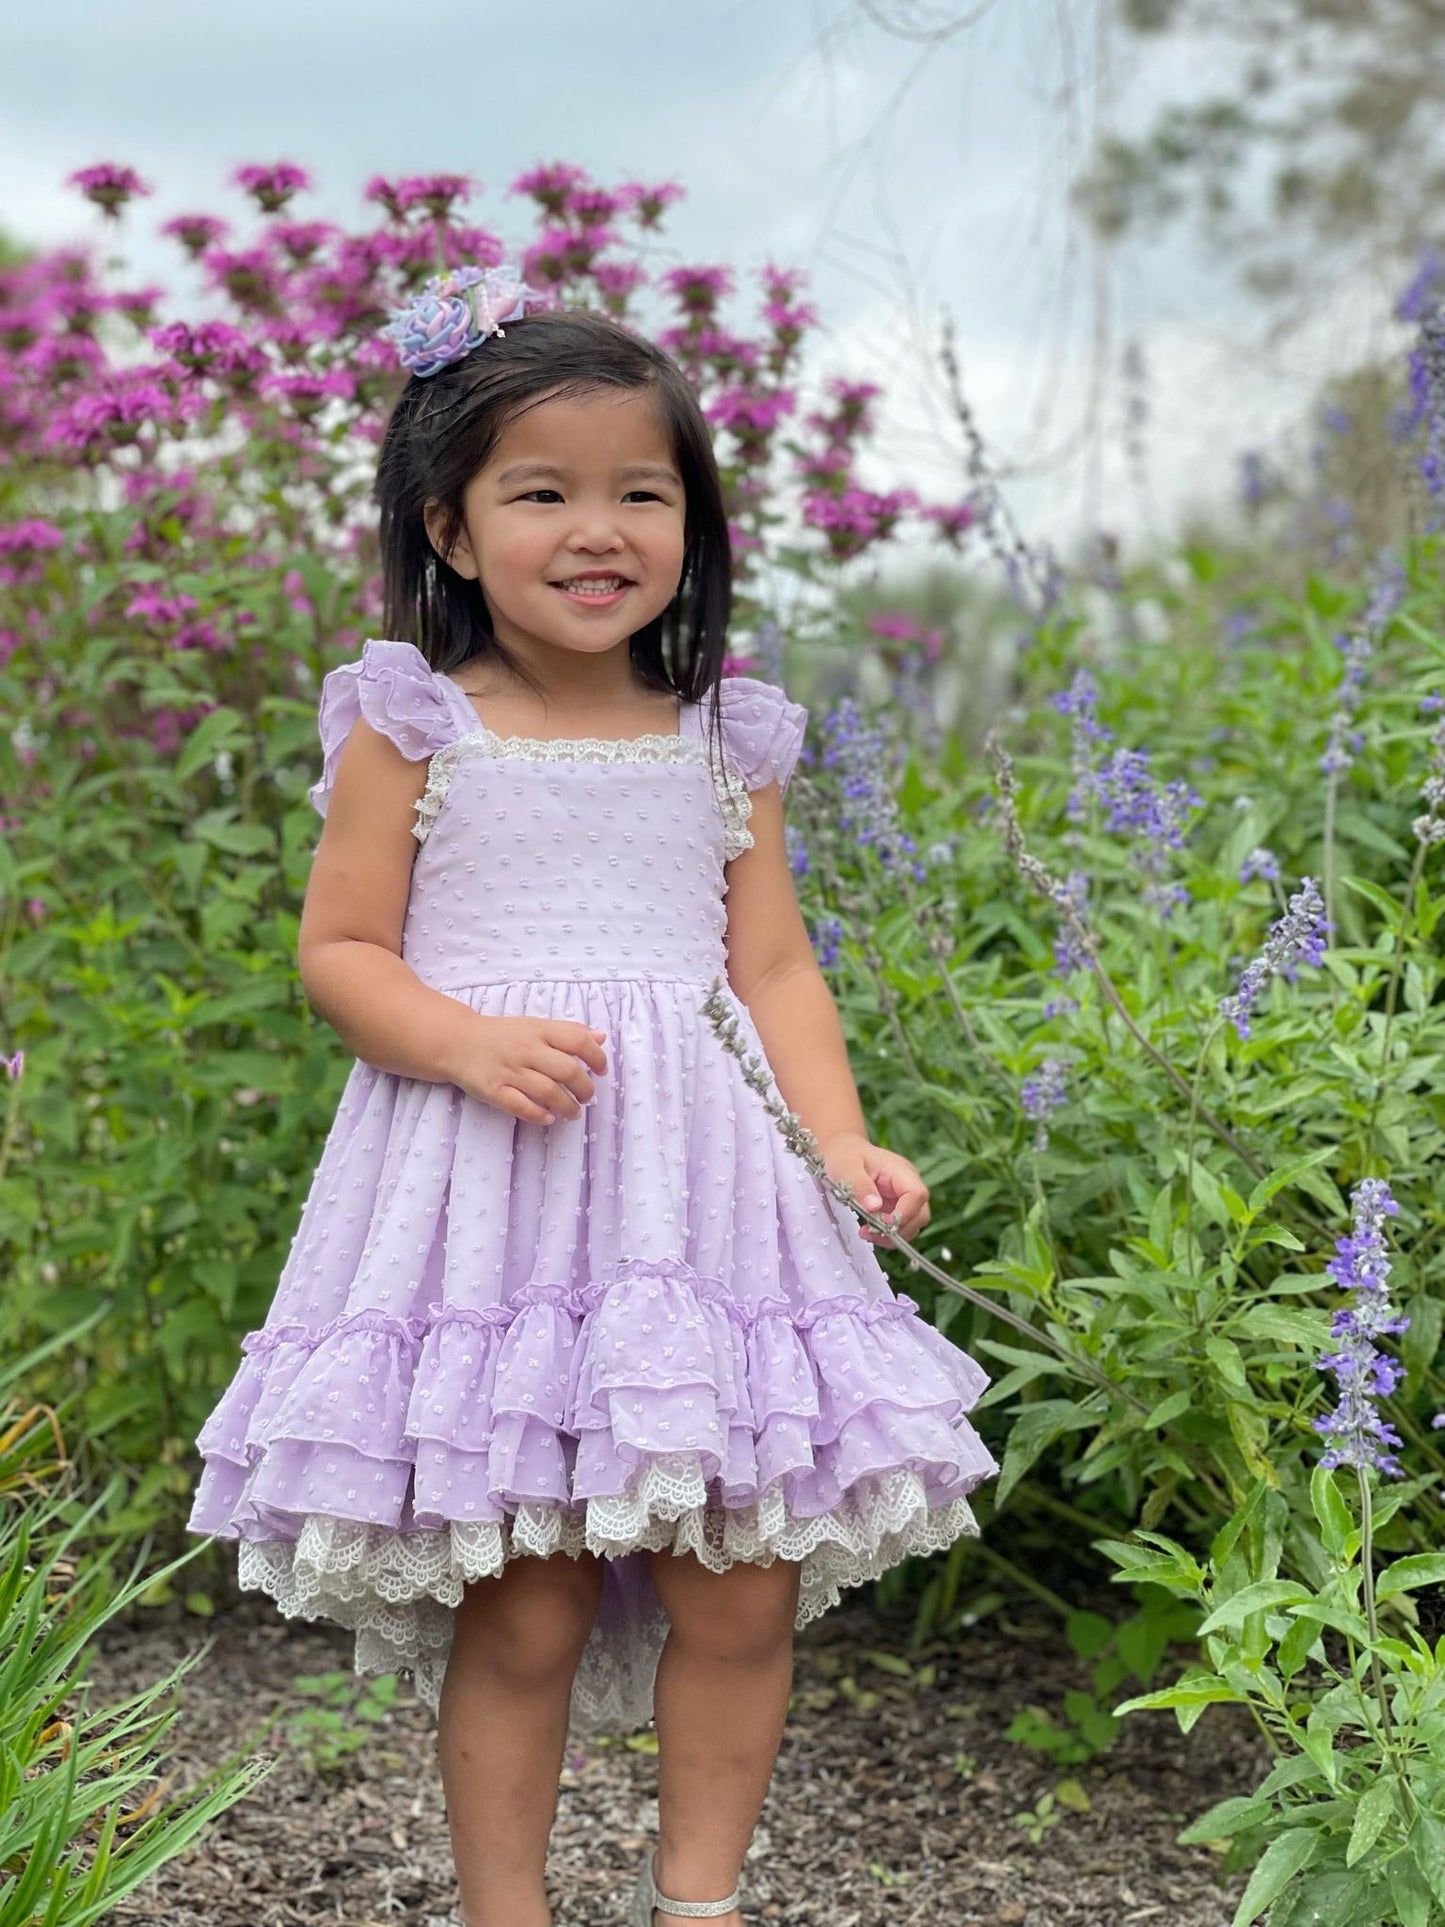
[649,514,687,569]
[481,517,552,584]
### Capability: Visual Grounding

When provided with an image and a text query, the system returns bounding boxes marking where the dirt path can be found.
[88,1591,1262,1926]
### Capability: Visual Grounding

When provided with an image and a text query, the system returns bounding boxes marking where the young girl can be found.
[188,264,999,1927]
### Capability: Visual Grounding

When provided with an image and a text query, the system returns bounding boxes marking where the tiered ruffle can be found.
[192,1258,996,1735]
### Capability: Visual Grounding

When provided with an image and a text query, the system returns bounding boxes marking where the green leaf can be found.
[1232,1305,1327,1350]
[1231,1828,1320,1927]
[1403,1293,1444,1394]
[1290,1601,1371,1643]
[1410,1808,1445,1904]
[1144,1388,1192,1429]
[1204,1334,1250,1394]
[1197,1582,1311,1636]
[1178,1794,1273,1844]
[1275,1612,1320,1682]
[1345,1779,1397,1867]
[174,704,243,783]
[1188,1156,1234,1231]
[994,1398,1099,1507]
[1389,1852,1433,1927]
[1211,1481,1268,1571]
[1245,1148,1338,1220]
[1376,1554,1445,1603]
[1338,874,1408,928]
[1310,1464,1354,1560]
[1115,1675,1240,1715]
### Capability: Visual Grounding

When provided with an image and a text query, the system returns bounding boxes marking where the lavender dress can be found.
[186,637,999,1735]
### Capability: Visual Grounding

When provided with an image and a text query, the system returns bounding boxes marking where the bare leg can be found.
[645,1549,802,1927]
[437,1547,605,1927]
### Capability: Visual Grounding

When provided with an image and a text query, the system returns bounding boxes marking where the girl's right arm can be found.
[297,717,606,1122]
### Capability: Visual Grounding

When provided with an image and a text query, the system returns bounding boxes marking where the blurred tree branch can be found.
[1073,0,1445,324]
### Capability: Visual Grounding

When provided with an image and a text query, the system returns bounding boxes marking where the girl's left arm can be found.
[722,779,930,1246]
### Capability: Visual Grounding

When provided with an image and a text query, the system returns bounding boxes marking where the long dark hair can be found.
[374,305,733,763]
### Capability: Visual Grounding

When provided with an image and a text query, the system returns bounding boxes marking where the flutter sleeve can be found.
[716,674,809,795]
[306,637,470,821]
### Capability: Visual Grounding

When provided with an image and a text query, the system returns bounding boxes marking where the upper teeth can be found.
[563,576,625,592]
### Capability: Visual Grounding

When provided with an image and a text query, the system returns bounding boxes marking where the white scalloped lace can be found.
[235,1456,978,1736]
[411,729,755,861]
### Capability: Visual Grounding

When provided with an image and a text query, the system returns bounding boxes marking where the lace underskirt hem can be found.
[234,1455,980,1736]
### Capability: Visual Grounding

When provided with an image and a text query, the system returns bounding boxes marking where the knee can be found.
[456,1554,602,1687]
[657,1556,799,1665]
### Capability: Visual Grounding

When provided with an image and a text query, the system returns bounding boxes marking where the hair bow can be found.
[382,262,538,378]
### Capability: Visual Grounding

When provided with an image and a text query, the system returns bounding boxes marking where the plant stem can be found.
[1181,1022,1225,1288]
[972,1540,1075,1618]
[1366,837,1428,1129]
[1355,1462,1416,1821]
[1322,766,1340,1019]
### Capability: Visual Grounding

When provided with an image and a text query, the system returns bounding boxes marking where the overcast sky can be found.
[3,0,1412,574]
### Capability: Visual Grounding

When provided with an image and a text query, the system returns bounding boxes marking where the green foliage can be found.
[1081,0,1444,341]
[283,1670,401,1778]
[1099,1466,1445,1925]
[800,533,1445,1563]
[0,550,361,1539]
[0,1325,269,1924]
[1002,1589,1200,1765]
[789,531,1445,1913]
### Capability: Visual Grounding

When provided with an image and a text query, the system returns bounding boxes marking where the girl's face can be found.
[426,385,687,663]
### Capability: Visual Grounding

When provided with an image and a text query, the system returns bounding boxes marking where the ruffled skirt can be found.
[186,977,999,1736]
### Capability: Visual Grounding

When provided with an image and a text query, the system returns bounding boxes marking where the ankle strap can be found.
[651,1850,740,1917]
[653,1889,740,1919]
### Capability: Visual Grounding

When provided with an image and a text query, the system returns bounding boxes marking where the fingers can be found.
[505,1026,610,1125]
[559,1021,609,1074]
[858,1185,930,1245]
[534,1025,609,1120]
[501,1084,559,1127]
[468,1017,609,1126]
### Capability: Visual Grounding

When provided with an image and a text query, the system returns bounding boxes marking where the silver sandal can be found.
[631,1846,741,1922]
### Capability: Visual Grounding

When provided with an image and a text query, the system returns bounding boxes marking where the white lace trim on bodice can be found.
[411,727,755,860]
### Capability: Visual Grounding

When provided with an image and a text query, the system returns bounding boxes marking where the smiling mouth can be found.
[551,575,633,598]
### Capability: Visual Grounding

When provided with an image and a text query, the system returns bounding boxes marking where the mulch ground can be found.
[87,1588,1264,1927]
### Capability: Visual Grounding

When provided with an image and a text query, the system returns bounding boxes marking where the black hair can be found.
[373,304,733,764]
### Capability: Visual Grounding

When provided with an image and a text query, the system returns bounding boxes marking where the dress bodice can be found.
[306,639,809,993]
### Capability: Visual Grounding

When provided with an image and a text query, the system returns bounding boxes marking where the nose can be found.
[563,501,628,556]
[566,524,626,557]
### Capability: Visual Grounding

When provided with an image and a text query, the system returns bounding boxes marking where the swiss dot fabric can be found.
[188,637,999,1737]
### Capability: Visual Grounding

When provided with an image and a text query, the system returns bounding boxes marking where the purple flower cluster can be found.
[66,162,151,219]
[1313,1177,1408,1478]
[784,822,811,881]
[1318,552,1408,778]
[1093,746,1202,916]
[1414,691,1445,846]
[1049,667,1113,823]
[1020,1057,1069,1153]
[1217,876,1330,1041]
[1051,871,1092,979]
[816,697,924,878]
[1404,299,1445,517]
[811,914,844,969]
[1238,846,1281,885]
[1394,243,1445,326]
[1047,668,1201,918]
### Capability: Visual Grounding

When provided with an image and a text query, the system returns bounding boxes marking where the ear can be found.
[423,499,479,580]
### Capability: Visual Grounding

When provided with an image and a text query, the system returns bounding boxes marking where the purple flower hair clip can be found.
[383,262,539,378]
